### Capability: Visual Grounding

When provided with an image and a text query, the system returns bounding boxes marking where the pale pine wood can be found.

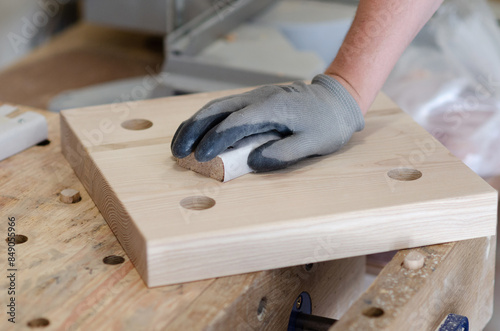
[0,104,365,330]
[332,236,496,330]
[402,251,425,270]
[60,90,497,287]
[59,188,81,204]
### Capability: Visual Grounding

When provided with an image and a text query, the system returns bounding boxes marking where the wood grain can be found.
[331,237,496,330]
[60,90,497,287]
[0,104,365,330]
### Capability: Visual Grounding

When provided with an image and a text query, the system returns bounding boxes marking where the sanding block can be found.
[0,104,48,162]
[176,132,280,182]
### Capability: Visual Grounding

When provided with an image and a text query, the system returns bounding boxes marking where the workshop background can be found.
[1,0,499,329]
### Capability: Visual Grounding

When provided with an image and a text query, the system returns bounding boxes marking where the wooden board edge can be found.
[60,113,151,286]
[146,193,496,286]
[331,236,496,330]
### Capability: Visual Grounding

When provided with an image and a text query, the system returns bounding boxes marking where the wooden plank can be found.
[60,90,497,287]
[0,104,365,330]
[332,236,496,330]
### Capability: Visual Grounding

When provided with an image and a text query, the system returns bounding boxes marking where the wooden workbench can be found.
[0,105,367,329]
[0,22,496,330]
[0,104,495,330]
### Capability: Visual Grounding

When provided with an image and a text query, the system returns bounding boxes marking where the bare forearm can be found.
[325,0,443,114]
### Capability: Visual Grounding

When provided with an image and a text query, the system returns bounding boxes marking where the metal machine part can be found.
[160,0,300,95]
[51,1,355,110]
[83,0,271,36]
[84,0,214,34]
[84,0,167,34]
[160,0,357,95]
[166,0,277,56]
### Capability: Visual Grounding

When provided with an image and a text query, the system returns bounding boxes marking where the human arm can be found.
[326,0,443,115]
[171,0,443,171]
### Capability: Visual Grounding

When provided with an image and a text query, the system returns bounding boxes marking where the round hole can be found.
[362,307,384,318]
[5,234,28,245]
[180,196,216,210]
[37,139,51,146]
[304,263,313,271]
[121,119,153,131]
[387,168,422,181]
[27,318,50,328]
[103,255,125,265]
[257,297,267,321]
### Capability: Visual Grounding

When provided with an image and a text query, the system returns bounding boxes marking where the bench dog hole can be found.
[27,317,50,328]
[5,234,28,244]
[37,139,51,146]
[387,168,422,181]
[121,119,153,131]
[362,307,384,318]
[180,196,216,210]
[257,297,267,321]
[103,255,125,265]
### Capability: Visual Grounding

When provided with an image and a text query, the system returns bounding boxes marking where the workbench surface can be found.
[0,119,495,329]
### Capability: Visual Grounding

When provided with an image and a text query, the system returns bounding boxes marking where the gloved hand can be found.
[171,74,365,172]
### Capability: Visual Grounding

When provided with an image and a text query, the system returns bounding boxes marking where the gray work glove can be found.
[171,74,365,172]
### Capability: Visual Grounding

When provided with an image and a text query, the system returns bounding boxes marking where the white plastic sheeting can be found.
[384,0,500,178]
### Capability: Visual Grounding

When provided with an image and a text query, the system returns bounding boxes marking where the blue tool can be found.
[436,314,469,331]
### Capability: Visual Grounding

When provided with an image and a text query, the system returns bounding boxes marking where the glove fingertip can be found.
[171,140,193,159]
[248,141,289,172]
[171,119,185,143]
[194,129,230,162]
[194,145,217,162]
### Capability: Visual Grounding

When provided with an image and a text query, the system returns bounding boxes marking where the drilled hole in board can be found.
[362,307,384,318]
[180,196,216,210]
[5,234,28,244]
[121,119,153,131]
[103,255,125,265]
[27,317,50,328]
[257,297,267,321]
[387,168,422,181]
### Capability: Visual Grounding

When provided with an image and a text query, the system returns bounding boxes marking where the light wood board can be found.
[60,90,497,287]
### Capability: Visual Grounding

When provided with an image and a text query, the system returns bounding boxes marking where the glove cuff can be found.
[312,74,365,132]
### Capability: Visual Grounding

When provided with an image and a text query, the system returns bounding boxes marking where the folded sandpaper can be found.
[175,132,281,182]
